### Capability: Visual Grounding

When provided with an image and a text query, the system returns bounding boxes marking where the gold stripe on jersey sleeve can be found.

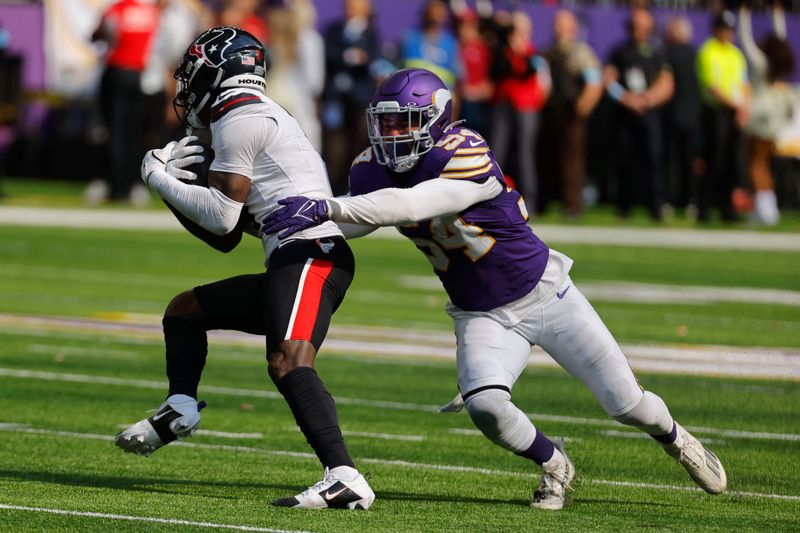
[440,162,494,179]
[454,146,490,155]
[442,154,492,172]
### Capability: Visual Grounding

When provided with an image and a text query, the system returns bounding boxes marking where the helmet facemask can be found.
[173,57,224,130]
[367,87,450,173]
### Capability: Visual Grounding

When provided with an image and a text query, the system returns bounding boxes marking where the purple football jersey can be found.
[349,126,549,311]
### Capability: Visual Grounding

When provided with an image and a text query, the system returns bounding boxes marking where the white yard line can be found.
[399,276,800,307]
[342,430,425,442]
[2,205,799,251]
[0,504,314,533]
[1,426,798,503]
[117,425,265,439]
[0,367,797,443]
[2,313,798,380]
[289,426,425,442]
[599,430,726,445]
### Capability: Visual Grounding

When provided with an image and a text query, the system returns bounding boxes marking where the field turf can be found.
[0,223,798,532]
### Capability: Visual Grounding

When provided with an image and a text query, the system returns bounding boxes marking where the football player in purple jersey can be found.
[262,68,727,509]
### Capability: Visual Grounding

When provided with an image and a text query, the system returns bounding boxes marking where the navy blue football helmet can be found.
[174,27,269,129]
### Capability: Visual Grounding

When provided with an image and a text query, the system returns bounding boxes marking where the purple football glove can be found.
[261,196,329,239]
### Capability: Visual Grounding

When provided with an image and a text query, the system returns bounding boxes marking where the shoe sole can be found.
[114,420,163,457]
[530,499,565,510]
[114,434,157,456]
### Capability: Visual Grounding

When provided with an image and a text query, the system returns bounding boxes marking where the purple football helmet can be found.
[366,68,453,173]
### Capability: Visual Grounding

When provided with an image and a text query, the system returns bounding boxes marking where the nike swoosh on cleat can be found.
[151,408,174,421]
[323,486,349,501]
[557,285,571,299]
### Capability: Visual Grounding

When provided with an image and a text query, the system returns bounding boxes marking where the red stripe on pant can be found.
[286,259,334,342]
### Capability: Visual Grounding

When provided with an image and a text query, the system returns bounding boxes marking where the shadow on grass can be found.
[0,468,301,498]
[373,489,528,507]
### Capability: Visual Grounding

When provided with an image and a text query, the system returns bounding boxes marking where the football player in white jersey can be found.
[114,27,374,511]
[262,68,727,509]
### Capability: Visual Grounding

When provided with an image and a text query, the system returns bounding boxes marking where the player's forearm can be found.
[337,222,379,239]
[327,178,502,226]
[163,200,243,252]
[148,168,243,235]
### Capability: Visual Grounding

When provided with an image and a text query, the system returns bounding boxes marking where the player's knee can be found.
[267,340,317,381]
[464,388,513,441]
[164,290,203,320]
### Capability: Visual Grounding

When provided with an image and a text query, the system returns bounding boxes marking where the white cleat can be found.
[114,394,205,457]
[663,423,727,494]
[272,466,375,510]
[531,439,575,510]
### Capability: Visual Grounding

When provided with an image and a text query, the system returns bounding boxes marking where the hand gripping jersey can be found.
[209,88,343,261]
[349,126,549,311]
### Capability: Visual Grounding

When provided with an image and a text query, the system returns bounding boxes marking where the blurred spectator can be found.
[604,7,674,221]
[151,0,214,140]
[88,0,162,206]
[0,22,20,198]
[321,0,384,195]
[739,5,798,226]
[663,16,701,214]
[696,10,750,222]
[400,0,462,89]
[490,10,549,216]
[455,8,493,138]
[542,9,603,217]
[266,0,325,151]
[218,0,268,44]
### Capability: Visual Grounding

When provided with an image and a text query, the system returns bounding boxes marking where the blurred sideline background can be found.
[0,0,798,228]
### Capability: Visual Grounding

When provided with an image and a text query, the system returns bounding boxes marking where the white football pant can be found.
[453,276,643,417]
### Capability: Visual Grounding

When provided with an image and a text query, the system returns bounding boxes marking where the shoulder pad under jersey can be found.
[348,147,391,196]
[431,126,493,181]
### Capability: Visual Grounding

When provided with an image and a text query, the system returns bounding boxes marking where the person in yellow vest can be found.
[696,10,750,222]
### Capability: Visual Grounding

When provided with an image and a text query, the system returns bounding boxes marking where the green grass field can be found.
[0,220,798,531]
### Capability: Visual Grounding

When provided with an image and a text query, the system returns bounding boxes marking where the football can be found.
[181,139,215,187]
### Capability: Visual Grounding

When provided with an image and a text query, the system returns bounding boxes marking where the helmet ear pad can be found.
[428,88,453,139]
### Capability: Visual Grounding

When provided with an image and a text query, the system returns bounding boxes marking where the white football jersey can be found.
[209,88,342,261]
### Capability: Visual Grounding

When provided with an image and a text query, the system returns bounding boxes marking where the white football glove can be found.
[165,135,205,182]
[437,392,465,413]
[141,141,175,187]
[141,136,205,187]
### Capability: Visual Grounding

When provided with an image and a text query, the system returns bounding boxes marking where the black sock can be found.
[275,366,354,469]
[163,316,208,399]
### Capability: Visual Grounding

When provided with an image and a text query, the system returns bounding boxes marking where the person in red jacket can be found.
[88,0,162,205]
[489,10,549,217]
[456,8,493,138]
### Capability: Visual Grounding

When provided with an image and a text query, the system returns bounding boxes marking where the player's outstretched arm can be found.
[328,177,503,226]
[261,178,502,239]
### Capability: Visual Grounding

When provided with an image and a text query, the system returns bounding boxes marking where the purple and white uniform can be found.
[335,128,642,414]
[349,126,549,312]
